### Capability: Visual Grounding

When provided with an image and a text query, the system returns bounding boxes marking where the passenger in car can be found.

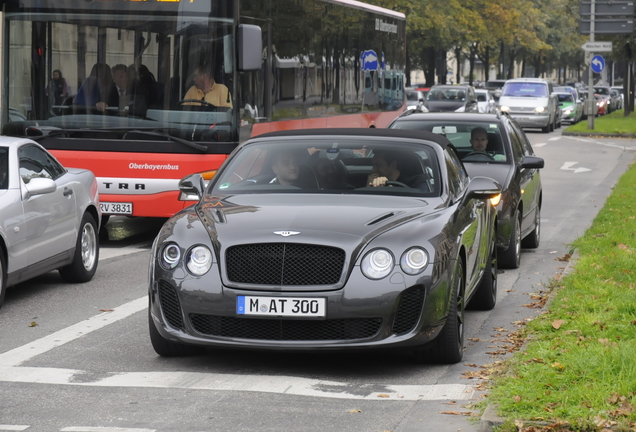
[367,150,431,191]
[269,150,318,188]
[312,157,355,190]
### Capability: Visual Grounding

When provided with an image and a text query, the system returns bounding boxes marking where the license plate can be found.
[237,296,326,317]
[100,202,133,215]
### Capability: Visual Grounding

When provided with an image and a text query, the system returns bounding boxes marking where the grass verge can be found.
[483,162,636,431]
[565,109,636,135]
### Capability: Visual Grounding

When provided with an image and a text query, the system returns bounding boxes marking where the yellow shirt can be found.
[183,82,233,108]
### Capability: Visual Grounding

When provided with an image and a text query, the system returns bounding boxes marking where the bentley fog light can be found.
[186,245,213,276]
[361,249,394,280]
[400,248,429,275]
[160,243,181,270]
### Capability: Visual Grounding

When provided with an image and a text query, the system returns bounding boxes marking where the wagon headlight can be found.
[361,249,394,280]
[400,248,429,275]
[499,105,510,112]
[563,109,571,115]
[160,243,181,270]
[186,245,213,276]
[535,106,545,113]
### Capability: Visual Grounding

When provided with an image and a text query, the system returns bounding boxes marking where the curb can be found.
[562,131,636,138]
[477,251,580,431]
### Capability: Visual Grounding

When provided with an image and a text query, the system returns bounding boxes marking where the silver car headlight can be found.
[400,248,429,275]
[160,243,181,270]
[186,245,214,276]
[535,106,546,113]
[361,249,394,280]
[563,109,571,115]
[499,105,510,112]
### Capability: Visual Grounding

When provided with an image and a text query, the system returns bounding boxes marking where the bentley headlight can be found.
[400,248,429,275]
[499,105,510,112]
[361,249,394,280]
[160,243,181,270]
[535,106,546,113]
[186,245,213,276]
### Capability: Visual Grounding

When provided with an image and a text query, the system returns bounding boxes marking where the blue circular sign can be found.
[591,55,605,74]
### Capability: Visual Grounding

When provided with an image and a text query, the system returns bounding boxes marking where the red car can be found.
[595,94,607,116]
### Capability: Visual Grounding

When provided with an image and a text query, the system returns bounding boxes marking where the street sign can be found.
[581,41,613,52]
[591,55,605,73]
[580,1,635,15]
[579,18,634,33]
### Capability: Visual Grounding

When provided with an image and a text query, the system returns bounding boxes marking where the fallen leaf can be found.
[377,394,390,398]
[347,409,362,413]
[552,319,565,329]
[100,309,115,312]
[29,321,38,327]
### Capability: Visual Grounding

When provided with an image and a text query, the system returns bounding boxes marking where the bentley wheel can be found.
[428,258,465,364]
[469,241,497,311]
[149,309,203,357]
[499,212,521,269]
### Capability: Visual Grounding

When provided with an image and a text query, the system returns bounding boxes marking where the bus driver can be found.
[183,64,233,108]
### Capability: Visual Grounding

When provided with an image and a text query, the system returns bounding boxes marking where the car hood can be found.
[424,101,465,112]
[462,163,512,190]
[197,194,435,247]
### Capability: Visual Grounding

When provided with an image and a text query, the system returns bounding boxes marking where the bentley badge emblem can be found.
[274,231,300,237]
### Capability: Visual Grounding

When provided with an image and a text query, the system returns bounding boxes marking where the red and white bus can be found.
[0,0,406,220]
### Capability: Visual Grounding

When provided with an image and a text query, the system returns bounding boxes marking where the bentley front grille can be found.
[226,243,346,285]
[190,314,382,341]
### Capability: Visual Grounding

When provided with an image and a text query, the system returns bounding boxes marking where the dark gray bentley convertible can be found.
[148,129,501,364]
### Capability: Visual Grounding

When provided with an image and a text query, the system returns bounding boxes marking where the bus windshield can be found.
[3,1,236,142]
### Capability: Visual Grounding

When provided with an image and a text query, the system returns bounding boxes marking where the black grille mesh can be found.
[158,280,184,330]
[226,243,346,285]
[392,286,425,335]
[190,314,382,341]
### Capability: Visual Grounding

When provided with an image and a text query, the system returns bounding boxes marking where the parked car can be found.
[475,89,497,114]
[595,94,608,116]
[593,86,613,114]
[610,86,624,108]
[148,128,501,364]
[0,137,101,308]
[610,89,622,110]
[498,78,559,133]
[554,91,583,124]
[388,111,544,269]
[424,85,478,113]
[579,90,599,118]
[486,79,507,101]
[405,90,428,112]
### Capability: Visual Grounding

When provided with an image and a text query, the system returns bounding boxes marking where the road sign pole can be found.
[588,0,595,129]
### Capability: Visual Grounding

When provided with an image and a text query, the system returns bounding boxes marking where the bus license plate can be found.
[237,296,326,317]
[100,202,133,215]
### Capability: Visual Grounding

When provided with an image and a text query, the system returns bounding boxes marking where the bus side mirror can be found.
[238,24,262,71]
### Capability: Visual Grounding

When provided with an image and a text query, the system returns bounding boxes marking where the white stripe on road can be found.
[548,137,561,141]
[0,427,30,431]
[533,143,547,147]
[0,297,147,367]
[0,365,474,401]
[99,246,150,261]
[61,428,156,432]
[0,296,475,401]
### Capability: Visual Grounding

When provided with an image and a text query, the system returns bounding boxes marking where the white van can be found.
[498,78,558,133]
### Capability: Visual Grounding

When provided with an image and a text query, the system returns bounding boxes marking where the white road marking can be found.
[0,365,473,401]
[0,297,147,367]
[560,161,592,174]
[548,137,561,141]
[100,245,150,261]
[0,296,475,401]
[61,428,156,432]
[0,427,30,431]
[533,143,547,148]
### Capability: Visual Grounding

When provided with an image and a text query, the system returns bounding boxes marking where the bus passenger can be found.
[46,69,68,105]
[98,64,131,112]
[183,65,232,108]
[74,63,112,112]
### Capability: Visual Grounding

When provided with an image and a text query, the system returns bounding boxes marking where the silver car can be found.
[0,137,101,308]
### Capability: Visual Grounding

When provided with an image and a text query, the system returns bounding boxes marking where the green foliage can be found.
[485,163,636,431]
[566,110,636,135]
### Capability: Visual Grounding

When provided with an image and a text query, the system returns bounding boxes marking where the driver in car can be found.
[469,127,505,161]
[183,64,233,108]
[367,150,430,191]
